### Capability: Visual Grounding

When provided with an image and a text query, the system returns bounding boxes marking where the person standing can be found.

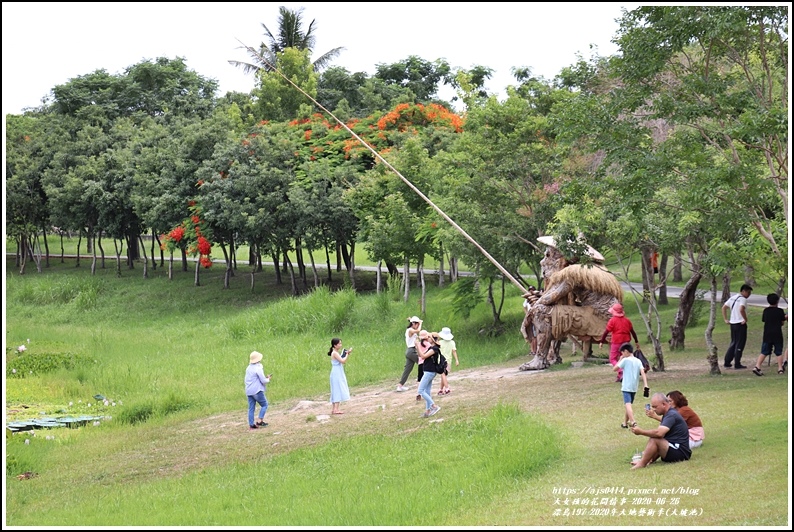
[615,343,648,429]
[599,303,640,382]
[437,327,459,395]
[722,284,753,369]
[415,330,432,401]
[397,316,422,392]
[245,350,271,430]
[417,333,442,418]
[752,293,788,376]
[630,392,691,469]
[328,338,351,415]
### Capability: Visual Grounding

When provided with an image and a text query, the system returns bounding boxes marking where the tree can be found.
[613,5,788,265]
[228,5,344,75]
[253,48,318,122]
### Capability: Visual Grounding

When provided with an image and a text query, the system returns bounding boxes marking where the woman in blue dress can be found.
[328,338,351,415]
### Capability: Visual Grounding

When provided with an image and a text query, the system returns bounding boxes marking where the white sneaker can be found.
[396,385,409,392]
[429,405,441,416]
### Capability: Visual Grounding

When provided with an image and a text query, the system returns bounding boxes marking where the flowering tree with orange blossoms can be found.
[160,201,213,283]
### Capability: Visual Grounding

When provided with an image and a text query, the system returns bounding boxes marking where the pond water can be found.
[7,415,107,433]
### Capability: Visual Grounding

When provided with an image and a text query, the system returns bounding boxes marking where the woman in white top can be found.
[397,316,422,391]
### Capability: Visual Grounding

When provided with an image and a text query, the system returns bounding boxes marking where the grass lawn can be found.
[3,257,790,526]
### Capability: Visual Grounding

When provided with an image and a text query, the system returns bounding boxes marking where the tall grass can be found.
[4,258,789,526]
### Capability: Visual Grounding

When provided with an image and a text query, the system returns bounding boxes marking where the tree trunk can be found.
[403,259,410,302]
[151,229,158,270]
[438,242,445,287]
[113,239,123,277]
[672,250,683,282]
[641,247,653,303]
[156,232,165,268]
[743,264,755,289]
[419,259,426,315]
[284,251,298,296]
[17,236,27,274]
[376,260,383,293]
[41,226,50,268]
[168,252,174,280]
[76,230,82,267]
[220,243,231,289]
[721,270,732,305]
[272,250,282,284]
[295,238,306,288]
[98,231,106,269]
[91,231,97,275]
[348,241,356,290]
[775,275,787,297]
[704,275,722,375]
[668,271,703,350]
[308,248,319,288]
[138,235,148,279]
[59,232,65,263]
[658,252,669,305]
[194,258,200,287]
[325,244,332,282]
[340,241,351,272]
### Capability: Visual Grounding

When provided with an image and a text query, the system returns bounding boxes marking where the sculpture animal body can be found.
[519,241,623,371]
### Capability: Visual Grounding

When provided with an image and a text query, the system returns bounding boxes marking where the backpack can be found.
[634,349,651,373]
[436,353,448,374]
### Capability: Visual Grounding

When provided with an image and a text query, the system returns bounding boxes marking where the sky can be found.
[2,2,642,116]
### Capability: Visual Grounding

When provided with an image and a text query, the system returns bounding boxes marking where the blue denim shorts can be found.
[622,391,636,404]
[761,341,783,356]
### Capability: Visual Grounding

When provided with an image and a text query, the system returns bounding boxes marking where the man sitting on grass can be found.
[629,392,691,469]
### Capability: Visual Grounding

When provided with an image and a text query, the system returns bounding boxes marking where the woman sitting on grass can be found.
[645,390,704,449]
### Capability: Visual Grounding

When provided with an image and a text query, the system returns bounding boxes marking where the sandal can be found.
[753,367,764,376]
[620,423,629,429]
[437,390,445,395]
[630,421,638,428]
[778,369,785,374]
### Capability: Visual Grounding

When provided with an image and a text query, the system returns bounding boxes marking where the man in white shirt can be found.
[722,284,753,369]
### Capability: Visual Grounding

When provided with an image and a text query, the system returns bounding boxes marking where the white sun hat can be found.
[439,327,454,340]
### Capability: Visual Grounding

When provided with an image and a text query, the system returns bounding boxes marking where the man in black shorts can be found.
[629,392,691,469]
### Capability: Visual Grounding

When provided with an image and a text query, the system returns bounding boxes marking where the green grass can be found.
[4,257,790,526]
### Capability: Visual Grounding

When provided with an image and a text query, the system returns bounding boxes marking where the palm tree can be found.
[229,6,345,75]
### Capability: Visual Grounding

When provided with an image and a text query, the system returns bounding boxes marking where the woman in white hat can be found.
[437,327,459,395]
[244,350,271,430]
[396,316,423,392]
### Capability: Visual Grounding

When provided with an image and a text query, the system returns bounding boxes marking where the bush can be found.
[6,347,93,378]
[116,401,155,426]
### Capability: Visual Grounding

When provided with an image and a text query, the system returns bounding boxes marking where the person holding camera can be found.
[417,333,442,418]
[615,343,648,430]
[645,390,704,449]
[328,338,351,415]
[630,393,691,469]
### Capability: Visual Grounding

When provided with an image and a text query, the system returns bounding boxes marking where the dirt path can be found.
[93,354,712,481]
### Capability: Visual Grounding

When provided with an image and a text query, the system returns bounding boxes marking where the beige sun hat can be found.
[249,351,263,364]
